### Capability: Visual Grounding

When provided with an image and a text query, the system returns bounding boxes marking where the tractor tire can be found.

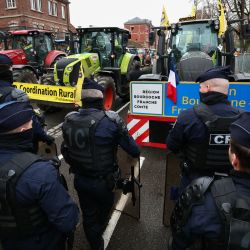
[13,68,38,84]
[97,76,116,110]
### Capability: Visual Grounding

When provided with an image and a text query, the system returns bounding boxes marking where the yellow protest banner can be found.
[13,82,79,104]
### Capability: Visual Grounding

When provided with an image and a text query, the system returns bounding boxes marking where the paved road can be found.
[42,98,171,250]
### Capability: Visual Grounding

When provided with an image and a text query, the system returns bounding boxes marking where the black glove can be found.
[46,135,55,145]
[116,178,133,194]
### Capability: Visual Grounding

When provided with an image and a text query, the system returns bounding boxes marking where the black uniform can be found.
[0,101,79,250]
[170,110,250,250]
[166,94,241,189]
[61,108,140,250]
[170,172,250,250]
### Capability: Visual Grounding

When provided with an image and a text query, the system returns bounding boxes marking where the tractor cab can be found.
[78,27,130,68]
[170,20,219,63]
[169,19,220,80]
[0,29,66,76]
[148,19,220,81]
[7,30,54,66]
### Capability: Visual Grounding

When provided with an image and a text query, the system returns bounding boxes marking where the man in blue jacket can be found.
[166,66,242,189]
[61,77,140,250]
[0,54,54,152]
[170,112,250,250]
[0,101,79,250]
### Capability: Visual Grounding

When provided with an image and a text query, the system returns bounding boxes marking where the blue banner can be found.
[164,82,250,117]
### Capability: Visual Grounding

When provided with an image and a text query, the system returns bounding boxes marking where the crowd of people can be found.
[0,51,249,250]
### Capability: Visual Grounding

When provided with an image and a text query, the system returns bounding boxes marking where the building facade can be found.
[0,0,74,38]
[124,17,153,48]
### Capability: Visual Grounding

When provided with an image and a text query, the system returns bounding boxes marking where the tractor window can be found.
[171,23,218,62]
[12,35,33,49]
[80,31,111,67]
[34,34,53,65]
[114,33,123,67]
[34,34,53,52]
[44,34,53,51]
[0,35,5,51]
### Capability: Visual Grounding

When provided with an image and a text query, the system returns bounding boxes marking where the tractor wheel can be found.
[13,68,38,84]
[97,76,116,110]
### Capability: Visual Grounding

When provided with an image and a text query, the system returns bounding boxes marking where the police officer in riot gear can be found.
[61,77,140,250]
[166,66,242,189]
[170,112,250,250]
[0,54,55,152]
[0,101,79,250]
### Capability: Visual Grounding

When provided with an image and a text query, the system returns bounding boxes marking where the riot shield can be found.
[163,151,181,226]
[37,141,74,249]
[114,148,142,220]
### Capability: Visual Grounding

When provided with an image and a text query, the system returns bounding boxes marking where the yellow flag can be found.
[190,5,196,17]
[160,5,169,27]
[218,0,226,37]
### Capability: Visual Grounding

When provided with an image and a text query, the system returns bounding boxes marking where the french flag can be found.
[167,56,179,104]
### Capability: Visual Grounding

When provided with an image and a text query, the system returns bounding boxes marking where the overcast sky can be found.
[69,0,193,28]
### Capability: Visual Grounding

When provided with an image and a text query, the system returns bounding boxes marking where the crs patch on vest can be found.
[209,134,231,145]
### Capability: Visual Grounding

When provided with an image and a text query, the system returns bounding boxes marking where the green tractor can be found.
[52,27,140,110]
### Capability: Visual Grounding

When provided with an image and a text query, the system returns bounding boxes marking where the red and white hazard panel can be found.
[127,114,176,149]
[127,116,149,144]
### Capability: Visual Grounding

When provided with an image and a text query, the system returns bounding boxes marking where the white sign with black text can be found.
[131,83,163,115]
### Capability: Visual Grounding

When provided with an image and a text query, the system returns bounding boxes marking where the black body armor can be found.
[62,110,117,177]
[0,152,50,239]
[171,176,214,234]
[171,176,250,250]
[210,178,250,250]
[184,103,241,173]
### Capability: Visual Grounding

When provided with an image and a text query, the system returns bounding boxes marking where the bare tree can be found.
[190,0,249,22]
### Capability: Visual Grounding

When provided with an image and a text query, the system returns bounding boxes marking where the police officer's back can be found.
[0,54,54,151]
[0,101,79,250]
[170,112,250,250]
[166,66,242,188]
[61,77,140,250]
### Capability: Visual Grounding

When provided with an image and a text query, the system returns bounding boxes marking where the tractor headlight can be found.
[214,19,220,30]
[171,23,176,29]
[214,19,219,25]
[171,23,177,34]
[67,66,73,72]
